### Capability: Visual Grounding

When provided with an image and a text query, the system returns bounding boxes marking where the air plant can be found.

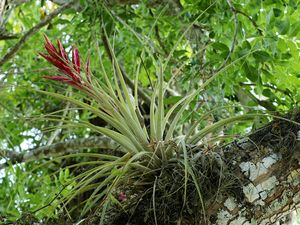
[38,34,258,223]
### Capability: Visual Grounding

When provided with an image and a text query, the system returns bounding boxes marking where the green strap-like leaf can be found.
[189,114,259,144]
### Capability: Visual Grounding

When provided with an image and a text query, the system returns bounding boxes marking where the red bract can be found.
[72,48,80,74]
[86,52,91,83]
[39,35,91,90]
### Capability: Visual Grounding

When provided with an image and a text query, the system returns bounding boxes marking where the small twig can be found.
[237,87,276,111]
[215,0,238,73]
[0,0,77,67]
[139,55,154,90]
[234,9,263,35]
[149,9,169,56]
[239,82,294,102]
[32,183,69,214]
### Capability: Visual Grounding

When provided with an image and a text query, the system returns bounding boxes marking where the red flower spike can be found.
[40,35,92,91]
[42,75,69,81]
[39,52,78,82]
[39,53,66,71]
[86,53,91,83]
[72,48,80,74]
[42,76,81,88]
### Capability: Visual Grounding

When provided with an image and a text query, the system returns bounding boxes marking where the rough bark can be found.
[205,110,300,224]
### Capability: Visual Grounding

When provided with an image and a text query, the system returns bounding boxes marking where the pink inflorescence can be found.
[118,191,127,202]
[39,35,91,90]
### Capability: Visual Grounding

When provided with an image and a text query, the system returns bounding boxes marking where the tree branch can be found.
[0,136,118,168]
[0,32,19,40]
[0,0,77,67]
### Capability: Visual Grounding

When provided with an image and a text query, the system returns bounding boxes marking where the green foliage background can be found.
[0,0,300,223]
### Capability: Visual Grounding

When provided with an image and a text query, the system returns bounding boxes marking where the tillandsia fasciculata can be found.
[38,34,260,223]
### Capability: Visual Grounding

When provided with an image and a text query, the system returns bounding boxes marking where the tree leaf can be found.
[253,51,271,62]
[276,20,290,35]
[273,8,282,17]
[289,21,300,37]
[243,62,259,82]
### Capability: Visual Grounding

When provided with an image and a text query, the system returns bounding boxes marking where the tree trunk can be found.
[205,110,300,224]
